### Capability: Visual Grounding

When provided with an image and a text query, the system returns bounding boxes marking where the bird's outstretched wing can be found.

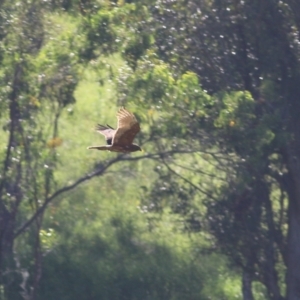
[112,107,140,146]
[96,124,116,145]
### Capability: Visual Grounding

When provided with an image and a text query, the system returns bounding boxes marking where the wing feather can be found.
[96,124,116,145]
[112,107,140,146]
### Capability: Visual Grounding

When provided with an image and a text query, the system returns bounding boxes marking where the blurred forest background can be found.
[1,0,300,299]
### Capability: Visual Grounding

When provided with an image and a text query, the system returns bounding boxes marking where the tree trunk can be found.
[242,270,254,300]
[286,209,300,300]
[286,189,300,300]
[0,216,18,299]
[285,146,300,300]
[262,183,284,300]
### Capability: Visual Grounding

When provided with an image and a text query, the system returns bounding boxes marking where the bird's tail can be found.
[87,146,108,151]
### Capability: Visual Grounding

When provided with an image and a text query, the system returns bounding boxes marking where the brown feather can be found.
[88,107,141,153]
[112,107,140,146]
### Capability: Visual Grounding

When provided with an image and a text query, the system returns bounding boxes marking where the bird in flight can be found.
[87,107,142,153]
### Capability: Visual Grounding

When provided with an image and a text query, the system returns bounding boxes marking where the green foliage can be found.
[82,10,118,59]
[32,55,238,299]
[0,3,82,298]
[213,91,272,157]
[102,0,300,298]
[1,1,298,299]
[39,180,234,300]
[41,228,207,299]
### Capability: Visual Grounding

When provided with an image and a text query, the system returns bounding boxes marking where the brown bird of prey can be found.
[87,107,142,153]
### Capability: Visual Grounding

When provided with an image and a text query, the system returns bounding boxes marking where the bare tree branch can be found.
[14,149,198,238]
[172,160,226,181]
[160,159,218,201]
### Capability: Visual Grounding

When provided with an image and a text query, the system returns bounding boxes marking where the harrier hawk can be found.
[87,107,141,153]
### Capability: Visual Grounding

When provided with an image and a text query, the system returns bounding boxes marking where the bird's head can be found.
[131,144,142,152]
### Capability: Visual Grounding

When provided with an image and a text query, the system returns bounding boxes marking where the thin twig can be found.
[161,159,218,201]
[172,161,226,181]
